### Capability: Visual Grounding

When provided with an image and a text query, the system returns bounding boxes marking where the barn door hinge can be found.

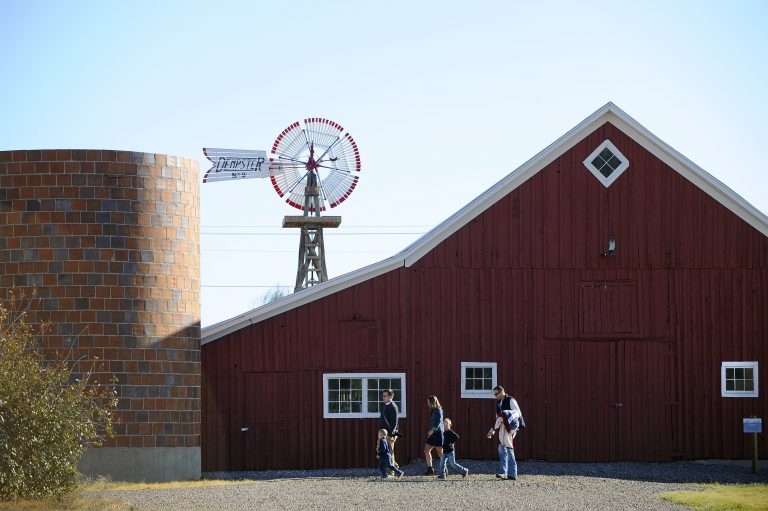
[611,403,623,408]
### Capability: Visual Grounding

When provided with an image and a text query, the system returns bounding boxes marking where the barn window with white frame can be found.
[721,361,758,397]
[460,362,497,398]
[582,139,630,187]
[323,372,406,418]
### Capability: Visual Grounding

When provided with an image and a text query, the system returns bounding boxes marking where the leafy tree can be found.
[0,298,118,501]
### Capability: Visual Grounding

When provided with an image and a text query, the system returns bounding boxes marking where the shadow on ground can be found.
[509,460,766,484]
[205,460,767,485]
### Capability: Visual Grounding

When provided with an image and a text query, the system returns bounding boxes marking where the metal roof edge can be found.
[402,102,614,266]
[605,104,768,237]
[402,102,768,267]
[201,255,404,345]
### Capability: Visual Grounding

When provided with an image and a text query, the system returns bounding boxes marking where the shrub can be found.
[0,298,118,501]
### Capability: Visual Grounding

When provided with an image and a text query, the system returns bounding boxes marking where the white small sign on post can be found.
[202,148,270,182]
[744,418,762,433]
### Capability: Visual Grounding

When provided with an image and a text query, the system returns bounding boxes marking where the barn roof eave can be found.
[201,255,404,344]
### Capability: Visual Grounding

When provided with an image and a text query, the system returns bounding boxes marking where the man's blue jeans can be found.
[498,444,517,479]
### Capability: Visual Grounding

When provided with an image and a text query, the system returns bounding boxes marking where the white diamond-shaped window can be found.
[583,140,629,187]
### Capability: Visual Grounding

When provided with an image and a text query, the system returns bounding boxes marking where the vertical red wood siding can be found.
[202,122,768,470]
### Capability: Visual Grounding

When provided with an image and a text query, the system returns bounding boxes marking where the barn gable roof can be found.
[202,102,768,345]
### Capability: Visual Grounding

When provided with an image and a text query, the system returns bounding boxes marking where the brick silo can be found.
[0,149,200,482]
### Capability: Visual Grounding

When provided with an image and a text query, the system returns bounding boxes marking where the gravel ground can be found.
[92,460,767,511]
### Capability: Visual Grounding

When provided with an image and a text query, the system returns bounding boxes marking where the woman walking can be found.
[423,395,444,475]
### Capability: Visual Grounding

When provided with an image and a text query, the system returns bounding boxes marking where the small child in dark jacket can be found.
[377,429,404,478]
[437,418,469,479]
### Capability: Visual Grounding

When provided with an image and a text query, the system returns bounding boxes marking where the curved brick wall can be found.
[0,149,200,480]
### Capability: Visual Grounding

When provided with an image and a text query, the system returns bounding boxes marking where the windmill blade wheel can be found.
[269,118,361,212]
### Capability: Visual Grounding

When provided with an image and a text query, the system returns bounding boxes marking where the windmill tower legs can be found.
[294,224,329,291]
[283,172,341,292]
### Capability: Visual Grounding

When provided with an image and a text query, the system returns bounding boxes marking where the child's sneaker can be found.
[437,474,446,480]
[462,468,469,478]
[495,473,508,480]
[381,474,391,479]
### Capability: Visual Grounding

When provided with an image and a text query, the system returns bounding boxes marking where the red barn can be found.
[201,103,767,471]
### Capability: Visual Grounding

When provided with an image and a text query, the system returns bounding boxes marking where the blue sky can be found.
[2,0,767,326]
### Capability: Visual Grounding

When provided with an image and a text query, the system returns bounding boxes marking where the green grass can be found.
[0,478,257,510]
[81,477,256,492]
[658,484,768,511]
[0,495,135,511]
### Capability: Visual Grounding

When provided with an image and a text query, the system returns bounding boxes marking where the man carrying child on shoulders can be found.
[487,385,523,480]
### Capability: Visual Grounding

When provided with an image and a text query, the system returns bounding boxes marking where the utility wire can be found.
[202,224,433,228]
[201,232,426,236]
[203,285,293,288]
[201,225,427,288]
[202,249,393,254]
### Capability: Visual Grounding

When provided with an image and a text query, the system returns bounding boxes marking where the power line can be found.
[201,231,426,236]
[201,226,431,229]
[202,249,393,254]
[203,285,293,288]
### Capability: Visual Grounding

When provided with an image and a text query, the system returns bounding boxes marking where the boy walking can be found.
[377,429,404,478]
[437,418,469,480]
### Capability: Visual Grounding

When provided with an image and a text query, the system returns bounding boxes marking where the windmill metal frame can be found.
[271,118,360,292]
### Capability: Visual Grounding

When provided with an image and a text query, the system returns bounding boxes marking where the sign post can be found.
[743,417,762,474]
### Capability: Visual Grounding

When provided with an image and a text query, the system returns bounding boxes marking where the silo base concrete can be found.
[78,447,201,482]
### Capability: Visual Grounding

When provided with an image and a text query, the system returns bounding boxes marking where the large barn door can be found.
[241,373,298,470]
[545,340,671,461]
[614,341,672,461]
[202,377,239,471]
[545,340,617,461]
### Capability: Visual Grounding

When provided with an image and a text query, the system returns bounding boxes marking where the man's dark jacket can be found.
[379,401,399,435]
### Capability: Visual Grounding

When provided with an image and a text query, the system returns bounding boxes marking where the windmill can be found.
[203,118,361,292]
